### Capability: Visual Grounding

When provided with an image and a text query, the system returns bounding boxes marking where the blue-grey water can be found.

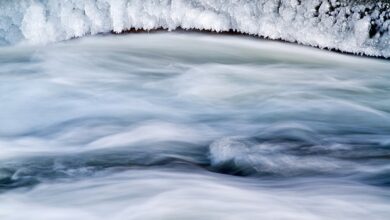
[0,33,389,219]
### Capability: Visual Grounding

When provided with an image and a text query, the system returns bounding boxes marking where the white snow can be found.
[0,0,389,57]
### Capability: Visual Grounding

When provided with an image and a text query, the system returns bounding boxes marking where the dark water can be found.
[0,33,389,219]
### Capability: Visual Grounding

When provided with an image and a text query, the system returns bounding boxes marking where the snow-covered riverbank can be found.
[1,0,389,57]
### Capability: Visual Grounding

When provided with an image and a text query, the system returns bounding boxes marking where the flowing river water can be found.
[0,33,389,219]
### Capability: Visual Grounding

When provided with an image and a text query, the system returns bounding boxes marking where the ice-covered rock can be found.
[0,0,389,57]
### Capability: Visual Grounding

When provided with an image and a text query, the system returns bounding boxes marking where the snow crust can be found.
[0,0,389,57]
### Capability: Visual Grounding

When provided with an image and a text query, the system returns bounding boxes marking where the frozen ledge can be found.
[1,0,389,58]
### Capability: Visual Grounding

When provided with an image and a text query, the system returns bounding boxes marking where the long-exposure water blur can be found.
[0,33,389,219]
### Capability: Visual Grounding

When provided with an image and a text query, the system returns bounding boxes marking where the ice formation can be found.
[0,0,389,57]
